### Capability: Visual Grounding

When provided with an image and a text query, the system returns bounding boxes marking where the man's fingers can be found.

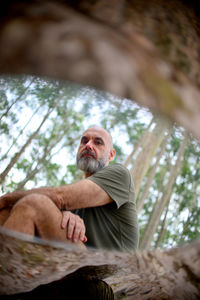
[62,212,87,243]
[78,220,86,242]
[83,236,87,243]
[67,217,75,239]
[72,219,84,243]
[61,211,70,229]
[79,232,87,243]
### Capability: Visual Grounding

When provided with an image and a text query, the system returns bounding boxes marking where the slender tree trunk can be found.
[188,164,200,212]
[130,117,168,198]
[154,196,170,249]
[0,77,35,122]
[1,105,41,160]
[136,127,172,212]
[16,134,81,190]
[0,95,62,183]
[106,100,123,131]
[139,134,188,250]
[124,118,154,167]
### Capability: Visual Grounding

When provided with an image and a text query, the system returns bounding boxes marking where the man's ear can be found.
[109,149,115,162]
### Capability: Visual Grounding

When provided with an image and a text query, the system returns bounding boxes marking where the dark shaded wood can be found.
[0,0,200,138]
[1,277,114,300]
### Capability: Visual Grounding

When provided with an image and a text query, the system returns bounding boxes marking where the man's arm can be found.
[56,179,113,210]
[0,179,113,210]
[0,187,63,210]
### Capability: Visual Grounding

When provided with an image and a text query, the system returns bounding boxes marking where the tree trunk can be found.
[0,108,53,183]
[154,196,170,249]
[16,135,81,190]
[124,118,154,167]
[139,134,188,250]
[1,105,41,160]
[0,92,64,183]
[136,127,172,212]
[0,227,199,299]
[130,117,168,198]
[0,77,35,122]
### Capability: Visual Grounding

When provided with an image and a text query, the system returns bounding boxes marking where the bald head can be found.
[83,126,113,149]
[77,126,115,176]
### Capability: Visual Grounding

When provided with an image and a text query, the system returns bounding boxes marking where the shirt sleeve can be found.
[87,164,135,208]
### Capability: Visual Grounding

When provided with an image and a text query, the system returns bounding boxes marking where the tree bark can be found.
[0,227,199,299]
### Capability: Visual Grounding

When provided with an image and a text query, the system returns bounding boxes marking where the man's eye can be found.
[81,138,88,144]
[95,140,102,145]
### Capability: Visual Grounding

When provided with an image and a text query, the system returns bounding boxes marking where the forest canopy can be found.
[0,75,199,251]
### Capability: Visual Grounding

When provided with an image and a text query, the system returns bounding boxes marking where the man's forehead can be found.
[82,128,108,139]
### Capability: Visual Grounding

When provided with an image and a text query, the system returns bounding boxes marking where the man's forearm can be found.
[55,180,112,210]
[0,179,112,211]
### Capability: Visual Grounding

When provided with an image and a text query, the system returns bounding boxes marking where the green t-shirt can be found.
[74,163,138,252]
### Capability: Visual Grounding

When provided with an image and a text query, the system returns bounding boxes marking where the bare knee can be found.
[14,193,54,211]
[11,193,58,223]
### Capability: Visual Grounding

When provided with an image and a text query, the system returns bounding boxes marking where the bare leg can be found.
[3,193,85,248]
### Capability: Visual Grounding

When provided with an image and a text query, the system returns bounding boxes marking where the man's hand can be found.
[61,211,87,243]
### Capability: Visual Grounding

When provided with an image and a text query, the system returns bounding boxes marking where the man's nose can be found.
[85,140,93,149]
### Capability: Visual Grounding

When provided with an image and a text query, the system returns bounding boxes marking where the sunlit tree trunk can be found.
[130,117,169,198]
[139,134,188,250]
[124,118,154,167]
[136,127,172,212]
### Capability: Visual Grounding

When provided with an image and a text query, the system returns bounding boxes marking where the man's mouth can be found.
[81,150,96,159]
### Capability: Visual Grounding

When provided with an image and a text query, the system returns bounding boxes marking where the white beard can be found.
[76,154,108,174]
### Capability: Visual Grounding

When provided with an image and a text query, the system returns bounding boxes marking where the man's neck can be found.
[84,173,93,178]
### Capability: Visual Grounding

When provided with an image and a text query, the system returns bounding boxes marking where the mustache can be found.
[80,149,96,159]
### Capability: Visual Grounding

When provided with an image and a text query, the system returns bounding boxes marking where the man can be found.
[0,126,138,251]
